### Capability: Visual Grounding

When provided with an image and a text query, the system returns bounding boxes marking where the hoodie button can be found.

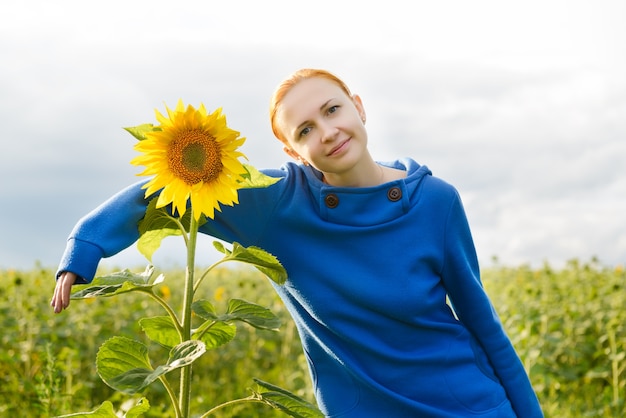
[325,193,339,208]
[387,187,402,202]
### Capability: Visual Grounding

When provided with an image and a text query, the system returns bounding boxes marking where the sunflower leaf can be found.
[123,123,161,141]
[137,199,184,261]
[253,378,324,417]
[137,198,208,261]
[97,337,206,394]
[125,398,151,418]
[192,320,237,349]
[96,336,153,394]
[192,298,280,331]
[71,266,158,299]
[239,164,282,189]
[53,400,118,417]
[190,299,219,320]
[139,316,181,348]
[223,299,281,330]
[213,242,287,284]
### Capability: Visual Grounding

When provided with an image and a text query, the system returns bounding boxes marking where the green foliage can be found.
[212,242,287,285]
[70,266,163,299]
[53,398,149,418]
[238,165,283,190]
[123,124,160,141]
[60,237,313,418]
[136,199,203,262]
[251,380,323,418]
[483,257,626,417]
[192,299,282,331]
[0,264,313,417]
[2,257,624,417]
[96,337,206,395]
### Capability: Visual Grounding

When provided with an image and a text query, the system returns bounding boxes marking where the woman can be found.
[52,69,543,417]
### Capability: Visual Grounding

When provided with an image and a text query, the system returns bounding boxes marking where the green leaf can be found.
[191,299,218,320]
[213,242,287,284]
[54,401,117,417]
[125,398,151,418]
[96,336,153,394]
[239,164,282,189]
[253,378,324,418]
[97,336,206,394]
[191,298,279,338]
[162,339,207,369]
[137,199,184,261]
[139,316,181,348]
[123,123,160,141]
[137,198,207,261]
[224,299,281,330]
[71,266,160,299]
[192,320,237,349]
[92,265,156,286]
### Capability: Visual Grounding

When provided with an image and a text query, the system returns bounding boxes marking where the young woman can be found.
[52,69,543,417]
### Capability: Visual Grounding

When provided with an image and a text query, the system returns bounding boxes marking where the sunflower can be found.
[131,100,248,220]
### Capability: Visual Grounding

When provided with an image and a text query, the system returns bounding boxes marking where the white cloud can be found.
[1,0,625,270]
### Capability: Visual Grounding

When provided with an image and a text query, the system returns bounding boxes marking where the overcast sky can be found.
[1,0,625,272]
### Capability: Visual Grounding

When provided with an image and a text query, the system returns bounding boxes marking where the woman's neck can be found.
[322,158,400,187]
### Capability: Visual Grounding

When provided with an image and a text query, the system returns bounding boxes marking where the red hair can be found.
[269,69,353,144]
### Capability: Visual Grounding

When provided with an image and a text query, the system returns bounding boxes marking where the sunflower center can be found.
[168,129,223,185]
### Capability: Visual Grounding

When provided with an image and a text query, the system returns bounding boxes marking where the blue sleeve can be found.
[197,168,287,245]
[440,190,543,417]
[56,167,289,284]
[55,181,149,283]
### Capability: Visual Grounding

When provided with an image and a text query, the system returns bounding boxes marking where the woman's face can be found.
[276,77,368,176]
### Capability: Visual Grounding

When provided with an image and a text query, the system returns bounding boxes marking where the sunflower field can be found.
[1,257,624,417]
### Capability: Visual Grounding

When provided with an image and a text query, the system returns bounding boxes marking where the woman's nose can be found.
[319,122,339,143]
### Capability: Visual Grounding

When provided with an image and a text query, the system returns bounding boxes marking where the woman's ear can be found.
[283,146,310,166]
[283,146,299,160]
[352,94,366,123]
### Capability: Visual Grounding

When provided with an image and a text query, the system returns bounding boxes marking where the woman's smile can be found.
[327,138,351,156]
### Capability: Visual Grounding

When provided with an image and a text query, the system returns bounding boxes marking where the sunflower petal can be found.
[130,100,248,220]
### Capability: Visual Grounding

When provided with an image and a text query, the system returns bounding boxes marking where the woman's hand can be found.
[51,271,77,313]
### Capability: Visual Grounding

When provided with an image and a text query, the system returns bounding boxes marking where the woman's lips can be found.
[328,138,350,156]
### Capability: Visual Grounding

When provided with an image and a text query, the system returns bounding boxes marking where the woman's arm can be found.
[51,165,290,313]
[440,190,543,417]
[55,181,149,282]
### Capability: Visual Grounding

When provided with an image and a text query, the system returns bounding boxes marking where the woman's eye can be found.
[299,126,311,137]
[327,105,339,114]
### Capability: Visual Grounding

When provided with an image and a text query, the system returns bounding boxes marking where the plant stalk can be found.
[199,395,263,417]
[144,289,184,337]
[159,375,182,418]
[179,209,199,417]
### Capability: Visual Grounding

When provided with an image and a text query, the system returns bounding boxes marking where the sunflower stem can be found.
[193,259,227,293]
[179,209,199,417]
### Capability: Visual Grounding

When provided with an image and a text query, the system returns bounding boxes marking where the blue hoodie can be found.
[57,158,543,417]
